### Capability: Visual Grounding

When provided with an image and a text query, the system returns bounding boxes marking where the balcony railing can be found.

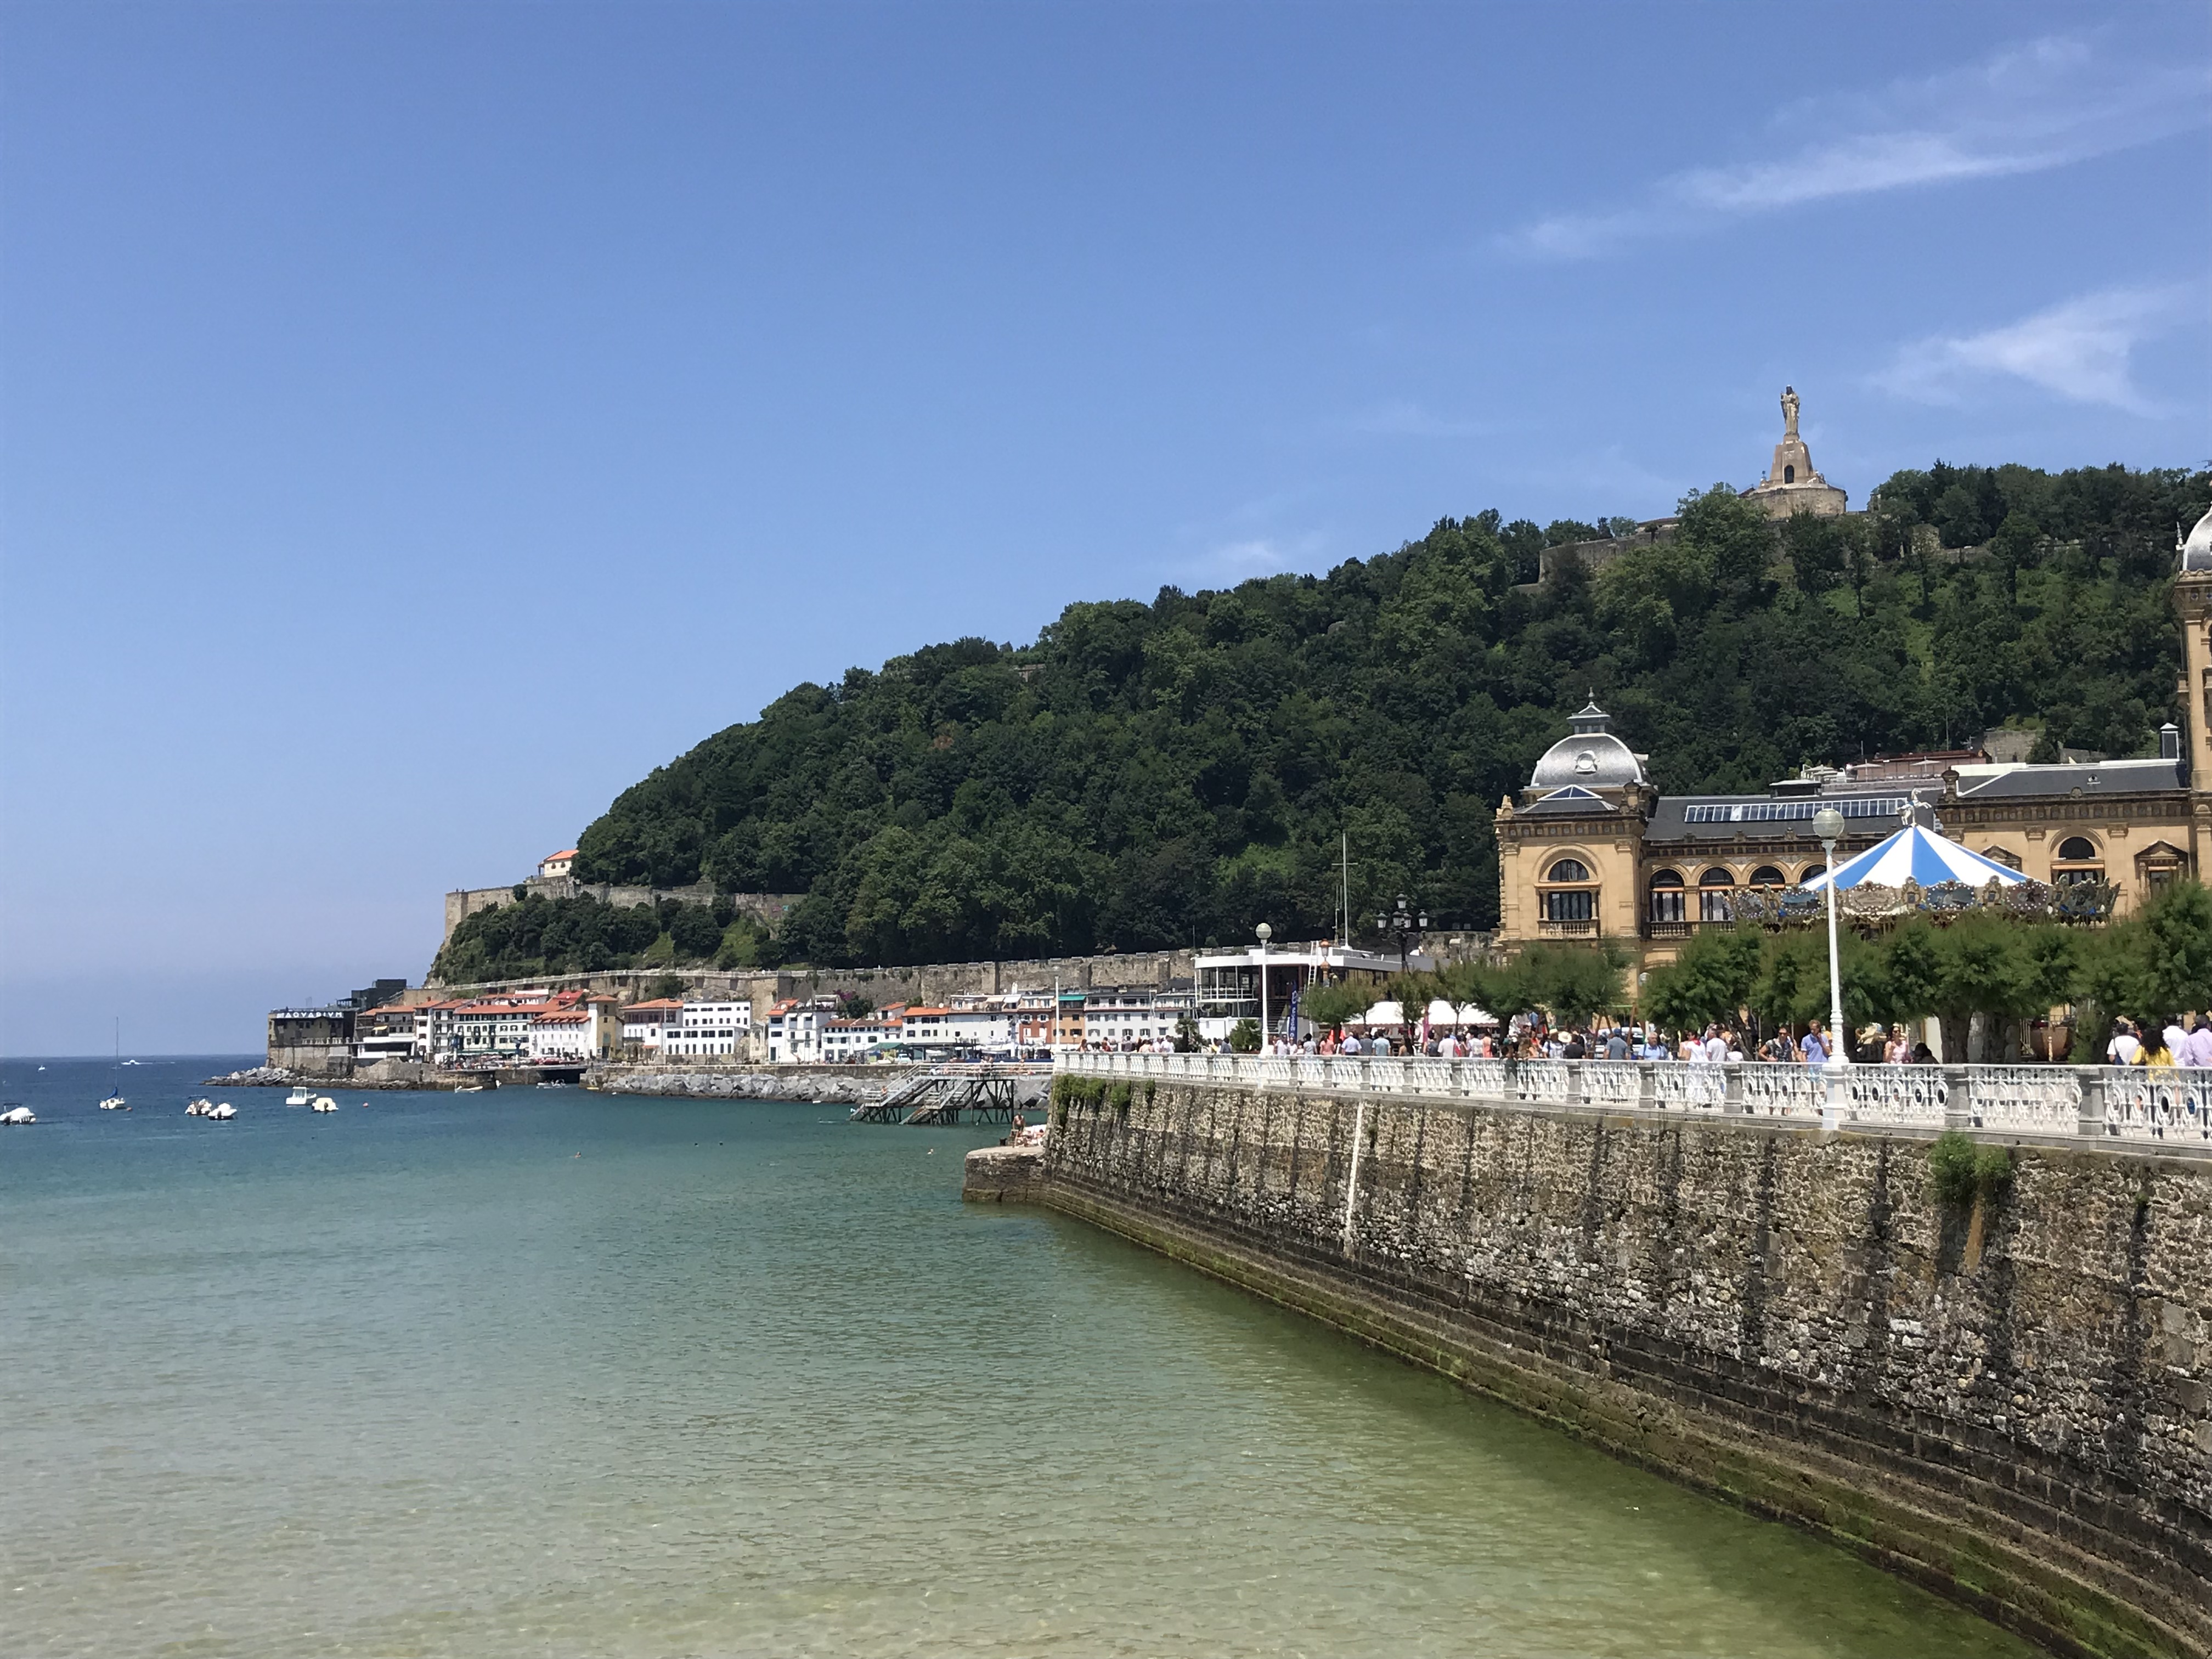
[1051,1051,2211,1148]
[1537,918,1599,938]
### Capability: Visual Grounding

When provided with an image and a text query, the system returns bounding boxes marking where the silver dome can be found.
[2181,507,2212,573]
[1530,699,1646,790]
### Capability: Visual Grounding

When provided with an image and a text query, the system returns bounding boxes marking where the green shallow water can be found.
[0,1059,2038,1658]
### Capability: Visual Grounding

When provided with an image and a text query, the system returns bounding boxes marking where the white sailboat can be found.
[98,1019,127,1110]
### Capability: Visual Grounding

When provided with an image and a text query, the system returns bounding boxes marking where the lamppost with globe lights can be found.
[1813,805,1848,1128]
[1376,895,1428,977]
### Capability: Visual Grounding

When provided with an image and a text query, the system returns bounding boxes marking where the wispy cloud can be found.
[1876,285,2185,416]
[1506,36,2209,259]
[1342,400,1504,439]
[1200,532,1329,576]
[1872,286,2192,413]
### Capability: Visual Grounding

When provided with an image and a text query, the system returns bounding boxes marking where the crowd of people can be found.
[2103,1014,2212,1067]
[1090,1011,2212,1066]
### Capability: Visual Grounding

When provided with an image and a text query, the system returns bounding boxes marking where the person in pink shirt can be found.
[2181,1015,2212,1069]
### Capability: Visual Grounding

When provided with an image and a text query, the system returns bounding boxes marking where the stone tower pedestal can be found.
[1741,385,1847,519]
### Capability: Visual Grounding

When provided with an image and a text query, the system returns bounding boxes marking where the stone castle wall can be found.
[1032,1081,2211,1658]
[442,879,800,942]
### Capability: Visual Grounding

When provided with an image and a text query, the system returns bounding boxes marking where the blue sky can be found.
[2,2,2206,1053]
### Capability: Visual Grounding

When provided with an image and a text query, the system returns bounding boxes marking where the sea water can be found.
[0,1057,2036,1657]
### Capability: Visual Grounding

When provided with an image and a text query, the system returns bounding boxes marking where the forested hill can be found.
[563,460,2208,971]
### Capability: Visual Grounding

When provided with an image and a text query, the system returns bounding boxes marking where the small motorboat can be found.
[311,1097,337,1113]
[185,1098,209,1116]
[99,1094,128,1111]
[208,1102,237,1121]
[455,1085,485,1094]
[284,1086,312,1107]
[1,1105,36,1125]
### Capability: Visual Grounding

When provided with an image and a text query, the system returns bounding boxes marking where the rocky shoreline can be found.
[201,1063,504,1092]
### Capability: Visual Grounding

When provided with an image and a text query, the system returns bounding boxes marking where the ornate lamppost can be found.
[1813,806,1848,1130]
[1376,894,1428,977]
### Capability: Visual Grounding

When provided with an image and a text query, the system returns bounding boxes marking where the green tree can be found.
[1301,981,1370,1035]
[2136,881,2212,1018]
[1641,926,1760,1034]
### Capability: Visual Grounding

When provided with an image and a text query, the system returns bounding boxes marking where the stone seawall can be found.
[590,1063,918,1106]
[1028,1081,2211,1658]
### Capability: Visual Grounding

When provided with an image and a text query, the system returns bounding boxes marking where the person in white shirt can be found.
[2163,1020,2189,1064]
[2184,1016,2212,1069]
[2107,1020,2142,1066]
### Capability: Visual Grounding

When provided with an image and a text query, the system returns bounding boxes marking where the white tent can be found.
[1425,998,1460,1028]
[1362,1000,1404,1028]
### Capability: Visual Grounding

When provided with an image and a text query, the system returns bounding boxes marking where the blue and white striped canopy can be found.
[1799,825,2026,892]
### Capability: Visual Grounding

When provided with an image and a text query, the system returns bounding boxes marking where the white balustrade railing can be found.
[2102,1069,2212,1143]
[1649,1064,1726,1111]
[1049,1050,2212,1149]
[1844,1065,1949,1128]
[1736,1065,1828,1119]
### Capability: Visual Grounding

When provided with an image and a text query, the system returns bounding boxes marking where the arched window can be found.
[1647,868,1685,924]
[1748,866,1786,887]
[2053,836,2104,887]
[1784,464,1796,483]
[1699,866,1735,923]
[1799,864,1825,883]
[1540,855,1596,926]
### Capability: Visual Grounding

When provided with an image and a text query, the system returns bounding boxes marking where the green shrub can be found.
[1108,1081,1132,1112]
[1051,1074,1107,1109]
[1928,1131,2013,1206]
[1229,1018,1261,1053]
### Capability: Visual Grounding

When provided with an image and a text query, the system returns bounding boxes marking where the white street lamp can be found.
[1813,805,1848,1130]
[1255,922,1272,1048]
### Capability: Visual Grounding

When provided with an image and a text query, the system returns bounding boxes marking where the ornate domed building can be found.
[1495,520,2212,964]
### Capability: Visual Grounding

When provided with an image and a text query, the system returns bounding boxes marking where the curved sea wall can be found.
[1025,1082,2211,1659]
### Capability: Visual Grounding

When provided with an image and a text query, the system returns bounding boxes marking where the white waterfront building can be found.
[663,999,752,1057]
[1194,941,1418,1042]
